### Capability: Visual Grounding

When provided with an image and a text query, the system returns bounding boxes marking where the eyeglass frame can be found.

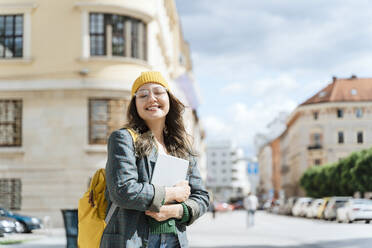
[134,85,169,101]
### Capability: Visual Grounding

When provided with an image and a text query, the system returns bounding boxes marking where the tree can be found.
[351,149,372,194]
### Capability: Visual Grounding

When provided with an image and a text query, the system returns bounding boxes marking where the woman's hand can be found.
[165,180,190,203]
[145,204,183,222]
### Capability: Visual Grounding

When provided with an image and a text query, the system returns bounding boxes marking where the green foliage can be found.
[351,149,372,194]
[300,148,372,197]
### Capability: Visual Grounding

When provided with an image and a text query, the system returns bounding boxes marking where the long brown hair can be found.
[125,91,195,160]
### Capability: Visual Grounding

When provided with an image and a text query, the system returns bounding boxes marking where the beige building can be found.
[0,0,205,227]
[258,76,372,198]
[257,145,273,200]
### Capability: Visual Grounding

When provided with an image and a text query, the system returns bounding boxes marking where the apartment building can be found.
[0,0,205,227]
[206,141,250,202]
[258,76,372,198]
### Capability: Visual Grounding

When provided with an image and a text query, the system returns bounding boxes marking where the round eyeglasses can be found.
[135,86,168,101]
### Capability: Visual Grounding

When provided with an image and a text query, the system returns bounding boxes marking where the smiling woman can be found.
[100,71,210,248]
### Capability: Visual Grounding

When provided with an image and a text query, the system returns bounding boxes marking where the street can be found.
[1,210,372,248]
[188,210,372,248]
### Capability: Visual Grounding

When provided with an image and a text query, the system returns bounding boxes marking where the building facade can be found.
[206,141,250,202]
[258,76,372,199]
[0,0,205,227]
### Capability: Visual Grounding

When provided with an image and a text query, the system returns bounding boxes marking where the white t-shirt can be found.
[243,195,258,210]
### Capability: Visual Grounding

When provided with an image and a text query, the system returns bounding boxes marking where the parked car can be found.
[317,197,330,219]
[336,204,348,223]
[0,216,18,234]
[324,197,351,220]
[268,200,281,214]
[337,198,372,223]
[215,202,234,212]
[232,200,244,210]
[0,207,42,233]
[292,197,312,217]
[283,197,298,215]
[300,199,314,217]
[306,199,324,218]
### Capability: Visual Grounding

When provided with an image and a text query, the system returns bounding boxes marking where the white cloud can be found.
[175,0,372,155]
[203,98,297,154]
[203,115,231,138]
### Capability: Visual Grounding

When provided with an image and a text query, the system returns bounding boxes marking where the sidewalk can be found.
[0,229,65,248]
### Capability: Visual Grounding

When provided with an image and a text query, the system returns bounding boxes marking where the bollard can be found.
[61,209,78,248]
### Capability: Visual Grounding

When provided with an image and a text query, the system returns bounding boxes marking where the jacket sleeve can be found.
[183,156,210,225]
[105,129,165,212]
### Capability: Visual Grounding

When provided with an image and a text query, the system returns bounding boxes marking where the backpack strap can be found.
[105,203,118,224]
[105,128,138,224]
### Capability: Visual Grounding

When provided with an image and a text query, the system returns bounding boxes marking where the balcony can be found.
[307,144,322,150]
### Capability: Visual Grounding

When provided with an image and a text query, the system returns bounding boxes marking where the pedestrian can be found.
[210,201,216,219]
[243,193,258,227]
[100,71,210,248]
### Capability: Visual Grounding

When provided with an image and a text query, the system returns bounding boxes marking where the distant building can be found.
[247,159,259,195]
[257,144,273,201]
[258,76,372,198]
[0,0,205,227]
[206,141,250,202]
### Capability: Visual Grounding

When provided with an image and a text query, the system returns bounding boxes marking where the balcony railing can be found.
[307,144,322,150]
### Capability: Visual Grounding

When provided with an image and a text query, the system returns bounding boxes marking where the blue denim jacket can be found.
[100,129,210,248]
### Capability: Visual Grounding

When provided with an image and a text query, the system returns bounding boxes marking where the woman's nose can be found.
[147,91,157,102]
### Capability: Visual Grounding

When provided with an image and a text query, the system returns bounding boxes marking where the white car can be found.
[336,205,348,223]
[306,199,324,218]
[300,200,313,217]
[324,196,351,220]
[337,199,372,223]
[292,197,312,217]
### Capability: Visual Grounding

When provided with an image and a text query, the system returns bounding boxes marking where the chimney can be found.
[350,74,357,79]
[332,76,337,83]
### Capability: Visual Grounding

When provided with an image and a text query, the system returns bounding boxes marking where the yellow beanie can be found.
[131,71,170,97]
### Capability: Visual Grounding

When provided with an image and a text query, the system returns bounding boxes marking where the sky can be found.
[174,0,372,156]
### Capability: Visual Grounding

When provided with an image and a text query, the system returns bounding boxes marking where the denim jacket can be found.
[100,128,210,248]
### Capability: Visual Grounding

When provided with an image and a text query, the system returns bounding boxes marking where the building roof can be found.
[300,76,372,106]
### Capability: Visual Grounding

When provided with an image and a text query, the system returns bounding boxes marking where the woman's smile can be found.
[145,104,162,111]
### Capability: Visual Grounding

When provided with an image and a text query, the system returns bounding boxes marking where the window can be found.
[314,159,321,166]
[0,15,23,58]
[89,14,105,56]
[308,133,322,150]
[338,131,344,144]
[313,111,318,120]
[355,108,363,118]
[357,131,363,144]
[0,100,22,147]
[89,13,146,60]
[0,178,21,210]
[337,109,343,118]
[313,133,321,146]
[89,99,128,144]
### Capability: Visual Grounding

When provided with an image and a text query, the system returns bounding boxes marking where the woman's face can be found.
[135,83,170,124]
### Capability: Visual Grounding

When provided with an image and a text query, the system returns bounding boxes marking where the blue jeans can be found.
[148,233,181,248]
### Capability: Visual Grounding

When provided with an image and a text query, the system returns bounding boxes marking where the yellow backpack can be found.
[77,129,137,248]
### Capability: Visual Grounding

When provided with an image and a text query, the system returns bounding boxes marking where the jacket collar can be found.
[147,146,158,181]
